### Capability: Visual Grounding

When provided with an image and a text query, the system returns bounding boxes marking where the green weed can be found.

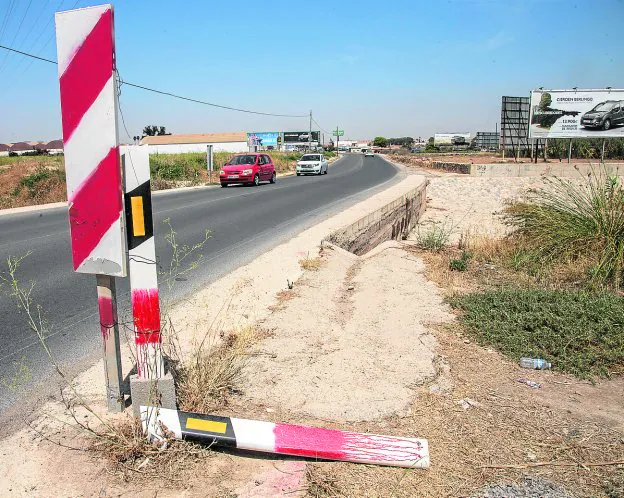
[416,221,453,251]
[451,288,624,378]
[504,168,624,289]
[449,250,471,271]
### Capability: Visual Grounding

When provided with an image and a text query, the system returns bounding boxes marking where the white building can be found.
[141,132,248,154]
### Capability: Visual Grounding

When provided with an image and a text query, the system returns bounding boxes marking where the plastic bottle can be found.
[520,357,551,370]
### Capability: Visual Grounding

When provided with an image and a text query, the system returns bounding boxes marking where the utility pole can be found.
[336,125,340,153]
[309,110,312,151]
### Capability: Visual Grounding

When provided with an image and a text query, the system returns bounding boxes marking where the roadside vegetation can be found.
[414,168,624,380]
[0,156,66,209]
[0,150,338,209]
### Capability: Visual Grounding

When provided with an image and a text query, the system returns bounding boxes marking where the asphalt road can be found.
[0,154,399,415]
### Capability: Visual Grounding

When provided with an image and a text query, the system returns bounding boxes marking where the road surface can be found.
[0,154,398,415]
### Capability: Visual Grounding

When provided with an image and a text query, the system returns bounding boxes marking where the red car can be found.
[219,153,276,187]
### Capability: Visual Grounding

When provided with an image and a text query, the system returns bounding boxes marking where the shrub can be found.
[13,167,65,198]
[504,168,624,289]
[452,288,624,378]
[416,221,453,251]
[449,250,470,271]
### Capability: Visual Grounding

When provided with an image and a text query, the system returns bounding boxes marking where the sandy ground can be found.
[0,172,429,497]
[242,242,451,422]
[411,175,545,243]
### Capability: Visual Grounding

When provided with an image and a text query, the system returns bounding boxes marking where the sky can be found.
[0,0,623,143]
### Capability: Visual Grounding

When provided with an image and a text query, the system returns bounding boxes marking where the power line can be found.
[0,44,56,64]
[0,0,17,44]
[0,43,308,118]
[311,116,331,135]
[0,0,34,71]
[118,79,307,118]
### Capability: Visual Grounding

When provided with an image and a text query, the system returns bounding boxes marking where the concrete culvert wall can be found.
[325,180,428,255]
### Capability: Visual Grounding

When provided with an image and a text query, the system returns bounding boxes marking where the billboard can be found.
[434,133,470,145]
[247,132,279,147]
[501,96,530,152]
[283,131,320,143]
[530,89,624,138]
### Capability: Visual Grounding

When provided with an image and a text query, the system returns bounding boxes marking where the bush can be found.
[504,169,624,289]
[449,250,470,271]
[416,222,453,251]
[12,167,65,198]
[452,288,624,378]
[149,153,205,181]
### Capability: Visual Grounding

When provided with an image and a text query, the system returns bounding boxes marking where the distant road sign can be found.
[333,130,344,136]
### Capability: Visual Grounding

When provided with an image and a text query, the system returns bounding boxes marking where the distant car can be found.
[219,153,276,187]
[451,135,467,145]
[296,153,328,176]
[364,150,374,157]
[581,100,624,131]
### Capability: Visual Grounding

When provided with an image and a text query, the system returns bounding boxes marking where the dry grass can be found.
[0,158,66,209]
[90,414,212,483]
[176,325,267,413]
[299,254,323,271]
[304,322,624,497]
[268,288,298,313]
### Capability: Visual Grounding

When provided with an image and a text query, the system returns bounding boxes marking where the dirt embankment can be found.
[0,157,66,209]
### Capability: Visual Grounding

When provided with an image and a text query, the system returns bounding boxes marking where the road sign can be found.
[333,130,345,136]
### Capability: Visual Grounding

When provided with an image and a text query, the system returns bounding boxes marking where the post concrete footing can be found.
[130,371,177,418]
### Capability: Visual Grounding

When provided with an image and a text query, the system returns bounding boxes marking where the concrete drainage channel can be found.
[324,180,428,255]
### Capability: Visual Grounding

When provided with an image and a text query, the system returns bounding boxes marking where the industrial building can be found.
[140,132,248,154]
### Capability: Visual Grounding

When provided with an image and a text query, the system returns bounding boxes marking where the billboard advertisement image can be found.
[434,133,471,145]
[247,132,279,147]
[529,89,624,138]
[283,131,320,143]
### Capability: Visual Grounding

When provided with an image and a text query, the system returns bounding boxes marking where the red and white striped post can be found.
[121,146,164,379]
[55,4,127,411]
[142,407,430,468]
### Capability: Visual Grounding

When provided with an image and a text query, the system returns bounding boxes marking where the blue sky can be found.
[1,0,623,142]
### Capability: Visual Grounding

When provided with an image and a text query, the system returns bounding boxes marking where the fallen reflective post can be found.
[141,406,429,468]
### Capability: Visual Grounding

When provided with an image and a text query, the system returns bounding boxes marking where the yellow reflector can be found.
[185,418,227,434]
[130,196,145,237]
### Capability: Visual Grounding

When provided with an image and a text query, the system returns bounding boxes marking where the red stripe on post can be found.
[68,147,122,270]
[97,295,114,341]
[273,424,426,464]
[59,9,114,142]
[273,424,347,460]
[131,288,161,335]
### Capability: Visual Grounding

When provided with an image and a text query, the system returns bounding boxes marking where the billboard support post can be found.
[568,139,572,163]
[601,140,606,163]
[309,110,312,151]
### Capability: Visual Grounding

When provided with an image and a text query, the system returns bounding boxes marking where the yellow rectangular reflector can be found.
[185,418,227,434]
[130,196,145,237]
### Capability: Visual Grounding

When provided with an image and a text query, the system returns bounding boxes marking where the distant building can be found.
[0,140,64,155]
[45,140,64,154]
[140,132,248,154]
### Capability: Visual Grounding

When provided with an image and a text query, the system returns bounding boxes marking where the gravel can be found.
[473,476,575,498]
